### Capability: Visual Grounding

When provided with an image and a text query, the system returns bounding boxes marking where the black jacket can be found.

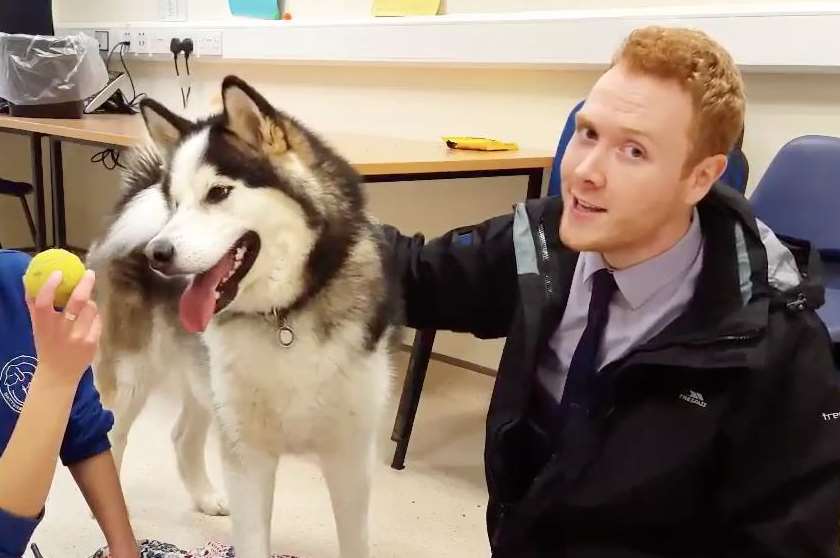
[386,184,840,557]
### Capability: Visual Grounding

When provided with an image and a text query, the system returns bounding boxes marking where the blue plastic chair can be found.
[749,135,840,343]
[547,100,749,197]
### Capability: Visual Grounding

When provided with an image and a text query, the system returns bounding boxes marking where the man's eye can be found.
[206,185,233,204]
[580,127,598,141]
[623,145,645,159]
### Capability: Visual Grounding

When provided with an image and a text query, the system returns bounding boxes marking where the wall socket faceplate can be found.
[98,28,222,57]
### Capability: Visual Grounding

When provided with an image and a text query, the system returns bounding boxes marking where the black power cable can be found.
[92,40,145,170]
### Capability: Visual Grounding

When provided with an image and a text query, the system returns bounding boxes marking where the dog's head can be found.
[140,76,364,333]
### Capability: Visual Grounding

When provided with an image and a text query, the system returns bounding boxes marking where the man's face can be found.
[559,63,718,268]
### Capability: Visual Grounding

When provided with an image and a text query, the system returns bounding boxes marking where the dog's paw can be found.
[194,493,230,516]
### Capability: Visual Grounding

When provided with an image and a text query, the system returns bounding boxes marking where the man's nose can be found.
[574,148,607,188]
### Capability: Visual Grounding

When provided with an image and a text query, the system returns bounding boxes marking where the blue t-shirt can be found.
[0,250,114,558]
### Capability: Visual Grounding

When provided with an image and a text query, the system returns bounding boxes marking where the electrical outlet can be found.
[150,32,172,55]
[194,31,223,56]
[133,31,149,53]
[94,30,109,51]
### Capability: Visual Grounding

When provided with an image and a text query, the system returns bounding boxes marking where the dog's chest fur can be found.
[203,310,391,455]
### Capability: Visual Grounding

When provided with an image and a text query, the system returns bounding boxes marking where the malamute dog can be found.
[87,75,401,558]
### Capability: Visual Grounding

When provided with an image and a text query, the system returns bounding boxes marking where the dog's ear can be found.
[222,75,319,162]
[221,75,282,150]
[139,99,191,158]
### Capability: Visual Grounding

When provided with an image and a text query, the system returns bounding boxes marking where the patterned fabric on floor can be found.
[90,540,300,558]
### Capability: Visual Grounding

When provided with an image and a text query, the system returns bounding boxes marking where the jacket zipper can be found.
[596,327,763,381]
[786,292,808,312]
[681,329,763,348]
[536,222,553,296]
[487,219,554,537]
[635,328,760,357]
[490,221,556,548]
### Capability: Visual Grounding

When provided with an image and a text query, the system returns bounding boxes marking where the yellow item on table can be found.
[443,136,519,152]
[373,0,441,16]
[23,249,85,307]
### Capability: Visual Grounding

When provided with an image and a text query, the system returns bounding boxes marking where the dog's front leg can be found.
[222,442,278,558]
[320,435,375,558]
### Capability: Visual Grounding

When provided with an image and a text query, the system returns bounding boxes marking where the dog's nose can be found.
[147,239,175,265]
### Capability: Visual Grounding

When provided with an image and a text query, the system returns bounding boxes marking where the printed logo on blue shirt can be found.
[1,355,37,414]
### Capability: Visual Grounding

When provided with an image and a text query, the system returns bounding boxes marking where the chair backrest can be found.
[750,135,840,255]
[547,100,585,197]
[547,100,749,197]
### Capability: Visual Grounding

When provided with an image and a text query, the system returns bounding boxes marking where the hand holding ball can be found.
[23,249,86,308]
[22,249,101,387]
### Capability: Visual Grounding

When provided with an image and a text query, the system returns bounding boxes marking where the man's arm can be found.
[383,210,519,339]
[70,451,138,558]
[718,311,840,557]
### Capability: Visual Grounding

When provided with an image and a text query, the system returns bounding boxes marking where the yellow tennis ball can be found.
[23,249,86,308]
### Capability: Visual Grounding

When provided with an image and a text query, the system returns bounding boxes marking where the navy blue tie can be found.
[524,268,619,484]
[560,268,618,416]
[532,268,618,442]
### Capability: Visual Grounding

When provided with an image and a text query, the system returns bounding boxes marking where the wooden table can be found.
[0,113,553,251]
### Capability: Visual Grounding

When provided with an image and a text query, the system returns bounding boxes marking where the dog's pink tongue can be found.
[179,252,236,333]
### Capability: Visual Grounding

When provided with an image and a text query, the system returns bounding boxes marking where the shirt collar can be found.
[581,208,703,309]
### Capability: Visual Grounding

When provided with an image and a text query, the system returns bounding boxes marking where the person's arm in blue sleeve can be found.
[60,368,113,466]
[0,261,137,558]
[0,507,41,558]
[0,270,95,558]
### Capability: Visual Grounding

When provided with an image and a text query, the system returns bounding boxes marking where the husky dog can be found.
[87,76,400,558]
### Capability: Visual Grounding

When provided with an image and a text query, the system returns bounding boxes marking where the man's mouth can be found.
[178,231,261,333]
[573,196,607,214]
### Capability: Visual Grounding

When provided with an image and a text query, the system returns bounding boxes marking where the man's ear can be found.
[685,153,729,205]
[222,75,282,150]
[139,99,191,158]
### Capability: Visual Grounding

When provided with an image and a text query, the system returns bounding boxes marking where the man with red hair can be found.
[388,26,840,556]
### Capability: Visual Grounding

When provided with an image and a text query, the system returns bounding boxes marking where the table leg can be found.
[49,138,67,248]
[29,133,47,251]
[391,328,436,470]
[526,167,545,200]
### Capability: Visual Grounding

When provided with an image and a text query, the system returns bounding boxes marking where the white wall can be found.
[3,0,839,370]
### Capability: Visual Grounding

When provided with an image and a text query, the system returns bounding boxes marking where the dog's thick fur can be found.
[88,76,400,558]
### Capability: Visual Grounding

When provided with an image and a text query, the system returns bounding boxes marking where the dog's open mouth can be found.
[179,231,260,333]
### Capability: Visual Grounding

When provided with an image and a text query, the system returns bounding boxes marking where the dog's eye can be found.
[206,185,233,204]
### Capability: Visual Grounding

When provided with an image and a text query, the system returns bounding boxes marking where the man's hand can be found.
[25,270,101,388]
